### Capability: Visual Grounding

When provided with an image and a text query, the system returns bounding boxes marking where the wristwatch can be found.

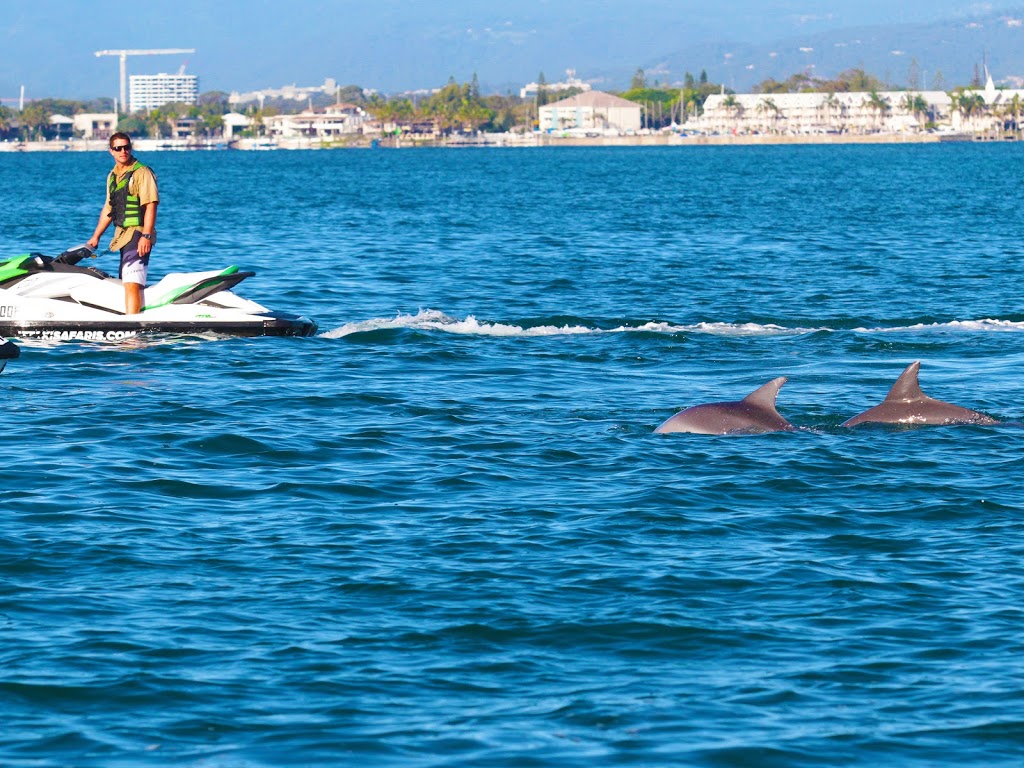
[140,233,154,241]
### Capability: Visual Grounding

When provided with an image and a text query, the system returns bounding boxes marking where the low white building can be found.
[263,103,369,139]
[73,112,118,140]
[700,90,953,135]
[538,91,641,134]
[222,112,253,138]
[48,114,74,138]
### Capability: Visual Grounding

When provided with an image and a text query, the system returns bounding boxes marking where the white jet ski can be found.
[0,246,317,340]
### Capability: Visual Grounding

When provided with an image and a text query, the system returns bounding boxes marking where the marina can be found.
[0,128,995,152]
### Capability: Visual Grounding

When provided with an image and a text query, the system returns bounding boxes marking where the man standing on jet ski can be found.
[86,133,159,315]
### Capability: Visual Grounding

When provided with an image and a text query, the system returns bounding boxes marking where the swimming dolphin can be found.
[841,361,998,428]
[654,377,795,435]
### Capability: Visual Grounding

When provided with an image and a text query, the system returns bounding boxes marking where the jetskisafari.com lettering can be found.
[21,330,139,341]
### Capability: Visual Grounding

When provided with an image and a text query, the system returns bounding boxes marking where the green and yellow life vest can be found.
[108,161,146,228]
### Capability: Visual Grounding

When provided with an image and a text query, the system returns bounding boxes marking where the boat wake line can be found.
[320,310,1024,339]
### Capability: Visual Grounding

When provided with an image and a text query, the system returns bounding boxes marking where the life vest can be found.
[108,161,147,228]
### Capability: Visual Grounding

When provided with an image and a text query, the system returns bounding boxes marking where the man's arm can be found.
[87,205,112,249]
[138,202,158,257]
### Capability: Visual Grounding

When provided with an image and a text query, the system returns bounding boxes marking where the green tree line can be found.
[0,64,1014,141]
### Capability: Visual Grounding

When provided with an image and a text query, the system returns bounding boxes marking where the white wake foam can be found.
[320,310,823,339]
[322,312,1024,340]
[857,319,1024,333]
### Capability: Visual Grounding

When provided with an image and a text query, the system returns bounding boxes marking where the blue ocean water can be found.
[2,144,1024,766]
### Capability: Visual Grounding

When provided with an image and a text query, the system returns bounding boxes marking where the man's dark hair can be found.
[108,132,132,149]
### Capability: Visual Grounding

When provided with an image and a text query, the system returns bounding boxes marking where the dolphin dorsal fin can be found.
[884,361,925,402]
[741,377,787,409]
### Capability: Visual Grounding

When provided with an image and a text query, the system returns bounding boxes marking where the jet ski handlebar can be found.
[54,245,97,266]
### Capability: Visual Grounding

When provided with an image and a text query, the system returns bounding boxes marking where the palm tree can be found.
[721,94,742,133]
[952,91,986,132]
[365,94,411,136]
[202,113,224,138]
[949,92,964,129]
[248,106,269,138]
[863,90,891,131]
[162,104,183,138]
[19,103,50,141]
[820,93,841,131]
[364,92,386,119]
[456,102,492,134]
[391,98,415,132]
[756,97,780,132]
[899,92,929,130]
[685,98,698,124]
[146,108,165,139]
[373,100,398,131]
[1001,93,1021,138]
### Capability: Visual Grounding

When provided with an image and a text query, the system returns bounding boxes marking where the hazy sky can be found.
[1,1,1015,100]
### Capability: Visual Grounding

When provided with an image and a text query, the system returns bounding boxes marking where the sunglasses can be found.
[111,144,131,152]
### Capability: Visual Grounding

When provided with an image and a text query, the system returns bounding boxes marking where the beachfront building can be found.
[538,91,641,134]
[700,90,953,135]
[949,73,1024,133]
[48,115,74,139]
[129,73,199,112]
[222,112,253,139]
[72,112,118,140]
[263,102,369,139]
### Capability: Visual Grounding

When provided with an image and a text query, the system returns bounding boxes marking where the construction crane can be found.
[94,48,196,113]
[0,86,26,110]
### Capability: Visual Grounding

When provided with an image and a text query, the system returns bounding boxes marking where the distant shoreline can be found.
[537,132,980,147]
[0,131,1005,153]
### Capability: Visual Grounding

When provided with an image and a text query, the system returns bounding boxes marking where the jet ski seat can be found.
[145,268,255,309]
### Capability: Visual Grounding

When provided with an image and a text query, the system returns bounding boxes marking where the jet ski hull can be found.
[0,314,317,341]
[0,250,318,340]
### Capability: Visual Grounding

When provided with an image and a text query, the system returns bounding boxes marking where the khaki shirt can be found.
[103,161,159,252]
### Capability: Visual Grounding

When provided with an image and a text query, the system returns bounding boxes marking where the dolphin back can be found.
[655,377,794,435]
[883,361,926,402]
[842,361,999,427]
[742,377,788,410]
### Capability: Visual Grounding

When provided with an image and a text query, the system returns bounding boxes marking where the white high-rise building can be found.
[129,73,199,112]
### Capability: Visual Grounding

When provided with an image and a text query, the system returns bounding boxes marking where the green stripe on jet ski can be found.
[0,256,32,284]
[142,266,240,311]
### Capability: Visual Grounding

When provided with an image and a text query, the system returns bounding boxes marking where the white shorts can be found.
[121,258,148,285]
[119,233,150,285]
